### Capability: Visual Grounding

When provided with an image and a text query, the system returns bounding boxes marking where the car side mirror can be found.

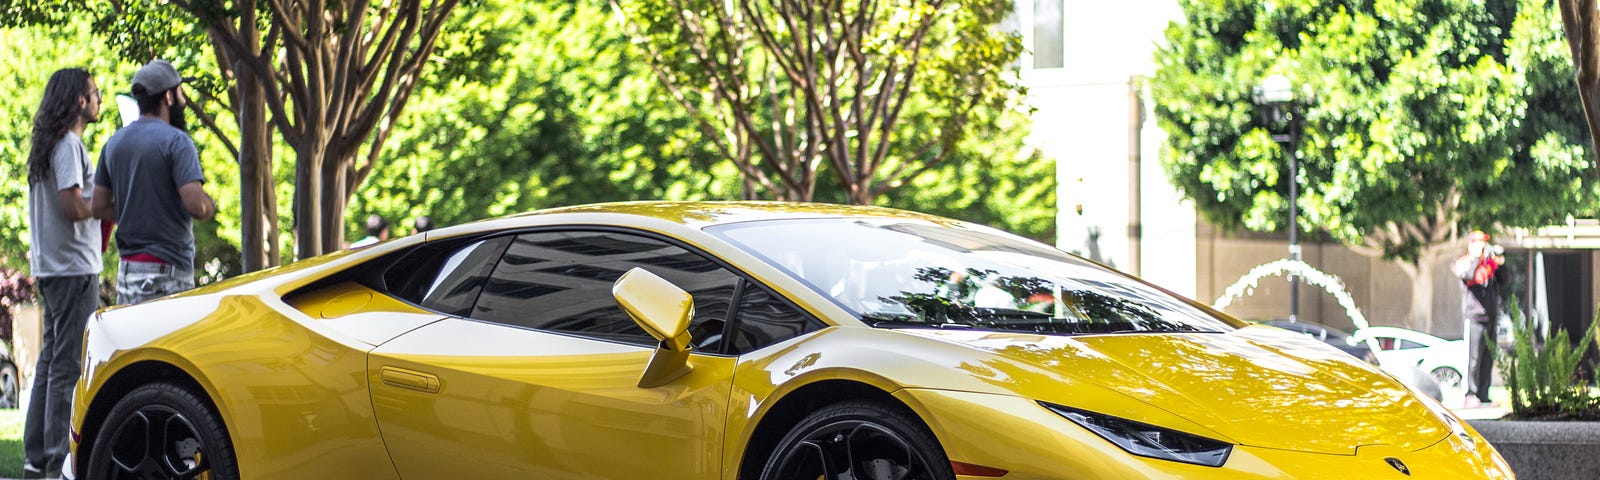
[613,267,694,387]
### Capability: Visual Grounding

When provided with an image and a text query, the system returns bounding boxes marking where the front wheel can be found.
[759,400,955,480]
[83,382,238,480]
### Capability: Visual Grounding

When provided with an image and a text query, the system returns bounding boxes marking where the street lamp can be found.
[1255,73,1302,322]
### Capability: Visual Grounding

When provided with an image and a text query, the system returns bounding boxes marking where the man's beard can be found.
[169,103,189,132]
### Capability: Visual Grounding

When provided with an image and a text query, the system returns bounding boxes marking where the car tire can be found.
[83,381,238,480]
[1431,367,1464,390]
[0,362,17,409]
[758,400,955,480]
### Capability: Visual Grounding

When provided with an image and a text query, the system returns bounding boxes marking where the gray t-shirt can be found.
[29,132,104,277]
[95,119,205,271]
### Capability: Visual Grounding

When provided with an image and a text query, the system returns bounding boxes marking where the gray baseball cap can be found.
[131,59,186,95]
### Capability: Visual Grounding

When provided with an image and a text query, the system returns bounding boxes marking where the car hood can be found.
[899,325,1450,455]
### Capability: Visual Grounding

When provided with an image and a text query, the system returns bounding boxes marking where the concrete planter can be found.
[1468,419,1600,480]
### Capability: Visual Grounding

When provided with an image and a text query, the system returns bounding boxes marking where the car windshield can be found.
[707,217,1239,335]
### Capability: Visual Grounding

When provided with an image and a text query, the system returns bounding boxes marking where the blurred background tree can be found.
[1152,0,1597,333]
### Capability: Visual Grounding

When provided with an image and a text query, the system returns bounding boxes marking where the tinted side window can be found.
[728,284,821,354]
[384,236,512,316]
[471,230,739,347]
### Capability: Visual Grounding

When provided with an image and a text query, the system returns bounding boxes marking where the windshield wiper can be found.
[863,317,974,329]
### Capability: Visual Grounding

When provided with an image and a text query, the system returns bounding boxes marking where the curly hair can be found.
[27,68,92,185]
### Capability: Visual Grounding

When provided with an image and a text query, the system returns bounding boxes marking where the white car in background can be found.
[1358,326,1469,392]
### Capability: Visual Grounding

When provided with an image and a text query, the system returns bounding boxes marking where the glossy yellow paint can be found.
[366,318,736,479]
[68,202,1515,480]
[900,388,1509,479]
[72,291,419,479]
[716,322,1508,478]
[613,267,695,350]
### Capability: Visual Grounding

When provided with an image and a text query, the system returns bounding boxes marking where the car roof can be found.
[1361,326,1450,344]
[509,201,951,229]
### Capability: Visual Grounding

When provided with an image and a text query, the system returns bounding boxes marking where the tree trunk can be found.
[1558,0,1600,176]
[1399,249,1445,334]
[318,156,352,253]
[236,59,277,272]
[1578,82,1600,177]
[294,147,323,260]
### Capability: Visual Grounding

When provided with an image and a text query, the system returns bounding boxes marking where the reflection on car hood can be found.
[899,325,1449,455]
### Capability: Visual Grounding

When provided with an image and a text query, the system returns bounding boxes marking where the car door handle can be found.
[381,366,441,394]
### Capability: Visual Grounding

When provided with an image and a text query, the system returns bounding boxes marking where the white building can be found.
[1015,0,1196,298]
[1011,0,1596,339]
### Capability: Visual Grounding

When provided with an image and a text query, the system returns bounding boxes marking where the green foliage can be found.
[0,20,243,280]
[0,408,22,478]
[613,0,1027,204]
[354,0,1052,241]
[0,22,135,271]
[1152,0,1596,264]
[878,111,1056,243]
[349,0,738,237]
[8,0,1051,270]
[1501,297,1600,420]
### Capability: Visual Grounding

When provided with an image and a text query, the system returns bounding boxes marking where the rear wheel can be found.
[84,382,237,480]
[759,400,954,480]
[1431,367,1464,390]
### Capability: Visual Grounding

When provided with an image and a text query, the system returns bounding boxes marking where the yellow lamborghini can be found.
[68,202,1512,479]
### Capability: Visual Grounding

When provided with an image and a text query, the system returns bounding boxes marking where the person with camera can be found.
[1454,230,1505,408]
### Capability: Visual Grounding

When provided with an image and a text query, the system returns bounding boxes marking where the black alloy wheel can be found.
[0,362,18,409]
[84,382,238,480]
[759,400,955,480]
[1431,366,1464,390]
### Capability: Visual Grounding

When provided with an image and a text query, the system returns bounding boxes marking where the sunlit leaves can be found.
[1153,0,1596,266]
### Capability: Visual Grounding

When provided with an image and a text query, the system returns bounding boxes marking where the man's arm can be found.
[56,186,92,221]
[91,185,115,221]
[1453,256,1475,282]
[178,181,215,221]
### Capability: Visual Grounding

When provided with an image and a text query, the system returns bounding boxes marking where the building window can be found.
[1032,0,1064,69]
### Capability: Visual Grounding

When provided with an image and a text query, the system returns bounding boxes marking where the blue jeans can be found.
[116,260,194,305]
[25,274,99,475]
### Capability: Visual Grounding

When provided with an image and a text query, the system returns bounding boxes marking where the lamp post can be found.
[1255,73,1301,322]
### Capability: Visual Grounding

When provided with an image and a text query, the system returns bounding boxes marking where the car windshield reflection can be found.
[707,218,1239,335]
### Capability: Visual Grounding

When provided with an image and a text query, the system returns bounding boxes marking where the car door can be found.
[368,229,742,479]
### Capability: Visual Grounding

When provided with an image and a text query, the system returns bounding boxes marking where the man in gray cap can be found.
[92,59,216,304]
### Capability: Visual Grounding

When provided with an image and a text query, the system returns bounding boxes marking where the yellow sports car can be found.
[68,202,1512,479]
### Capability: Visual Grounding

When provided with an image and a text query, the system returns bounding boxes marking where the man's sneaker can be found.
[22,463,62,480]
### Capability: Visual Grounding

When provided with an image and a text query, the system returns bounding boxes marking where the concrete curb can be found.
[1468,420,1600,480]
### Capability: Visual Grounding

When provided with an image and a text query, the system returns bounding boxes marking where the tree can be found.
[4,0,277,270]
[1557,0,1600,175]
[351,0,738,232]
[1152,0,1596,333]
[182,0,463,258]
[609,0,1024,204]
[0,19,247,282]
[356,0,1055,243]
[7,0,465,264]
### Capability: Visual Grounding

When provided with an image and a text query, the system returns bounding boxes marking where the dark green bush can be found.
[1500,298,1600,420]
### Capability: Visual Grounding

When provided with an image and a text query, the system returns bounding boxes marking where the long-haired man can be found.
[24,67,104,480]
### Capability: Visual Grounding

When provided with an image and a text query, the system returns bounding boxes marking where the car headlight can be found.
[1040,402,1232,467]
